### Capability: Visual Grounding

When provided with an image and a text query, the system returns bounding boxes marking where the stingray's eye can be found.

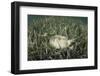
[58,37,61,40]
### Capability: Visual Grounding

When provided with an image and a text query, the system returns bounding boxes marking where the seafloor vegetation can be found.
[28,15,88,61]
